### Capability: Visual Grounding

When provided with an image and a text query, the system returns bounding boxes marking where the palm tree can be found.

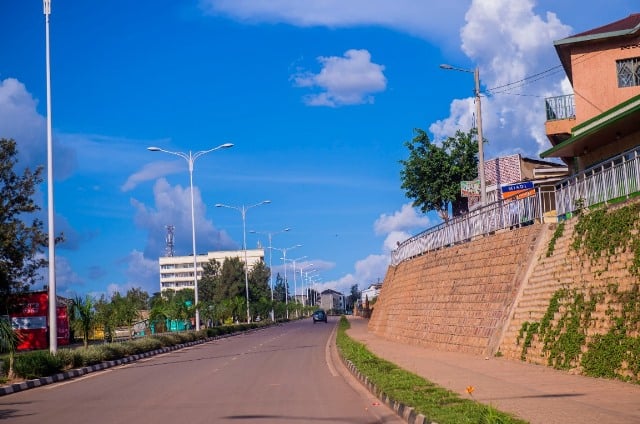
[72,296,95,348]
[0,317,20,379]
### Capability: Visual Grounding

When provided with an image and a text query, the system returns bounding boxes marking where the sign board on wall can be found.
[501,181,535,200]
[461,180,480,197]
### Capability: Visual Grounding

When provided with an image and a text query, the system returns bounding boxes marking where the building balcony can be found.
[545,94,575,147]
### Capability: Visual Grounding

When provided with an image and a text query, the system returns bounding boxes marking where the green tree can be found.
[198,259,222,303]
[0,316,20,379]
[248,259,270,303]
[273,273,287,303]
[71,295,95,348]
[347,284,362,311]
[0,139,50,298]
[399,128,480,221]
[94,294,117,342]
[199,257,245,303]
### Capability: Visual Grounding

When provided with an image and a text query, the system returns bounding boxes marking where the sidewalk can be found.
[345,316,640,424]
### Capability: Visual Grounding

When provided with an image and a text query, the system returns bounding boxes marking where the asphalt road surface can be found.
[0,318,403,424]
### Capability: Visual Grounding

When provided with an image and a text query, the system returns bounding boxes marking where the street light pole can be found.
[250,227,290,321]
[299,265,314,310]
[283,256,306,317]
[216,201,271,323]
[272,244,301,319]
[147,142,233,331]
[43,0,57,353]
[440,64,487,206]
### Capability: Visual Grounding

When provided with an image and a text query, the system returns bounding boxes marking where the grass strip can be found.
[336,317,528,424]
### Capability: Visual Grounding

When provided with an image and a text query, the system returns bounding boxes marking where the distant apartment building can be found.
[361,282,383,304]
[158,249,264,293]
[319,289,344,314]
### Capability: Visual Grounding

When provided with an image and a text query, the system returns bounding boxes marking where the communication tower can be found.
[165,225,175,257]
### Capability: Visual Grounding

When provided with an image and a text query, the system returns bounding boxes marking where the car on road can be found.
[312,309,327,323]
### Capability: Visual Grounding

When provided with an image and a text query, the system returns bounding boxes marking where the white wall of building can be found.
[158,249,264,293]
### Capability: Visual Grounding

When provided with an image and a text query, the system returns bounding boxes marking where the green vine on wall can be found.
[572,202,640,276]
[518,284,640,382]
[546,221,565,257]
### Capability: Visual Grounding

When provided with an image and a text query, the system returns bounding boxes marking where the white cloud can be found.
[131,178,235,259]
[200,0,469,45]
[0,78,45,167]
[122,160,183,192]
[320,254,388,294]
[0,77,76,178]
[431,0,573,157]
[374,202,430,235]
[291,49,387,107]
[122,250,160,295]
[383,231,412,252]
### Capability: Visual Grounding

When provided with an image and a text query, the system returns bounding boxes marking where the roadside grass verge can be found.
[336,316,528,424]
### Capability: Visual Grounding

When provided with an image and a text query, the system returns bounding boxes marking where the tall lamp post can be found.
[249,227,290,321]
[147,142,233,330]
[283,256,306,316]
[440,64,486,206]
[299,265,314,309]
[43,0,57,353]
[299,265,314,306]
[272,244,301,318]
[215,200,271,323]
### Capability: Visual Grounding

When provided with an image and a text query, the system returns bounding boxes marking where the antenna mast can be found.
[165,225,175,257]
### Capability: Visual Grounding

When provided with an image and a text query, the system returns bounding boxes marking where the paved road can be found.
[0,319,403,424]
[346,316,640,424]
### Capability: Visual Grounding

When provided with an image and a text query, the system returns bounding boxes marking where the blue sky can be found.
[1,0,635,299]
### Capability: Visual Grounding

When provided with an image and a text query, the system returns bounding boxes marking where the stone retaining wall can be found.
[368,224,545,356]
[371,199,640,372]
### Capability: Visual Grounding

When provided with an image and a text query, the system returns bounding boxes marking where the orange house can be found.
[541,14,640,172]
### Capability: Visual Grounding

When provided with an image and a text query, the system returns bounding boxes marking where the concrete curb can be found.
[0,327,263,397]
[338,355,439,424]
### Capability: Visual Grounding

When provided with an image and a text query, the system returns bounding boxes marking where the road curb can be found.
[339,354,438,424]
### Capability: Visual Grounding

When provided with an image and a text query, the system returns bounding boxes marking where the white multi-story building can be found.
[158,249,264,293]
[319,289,344,314]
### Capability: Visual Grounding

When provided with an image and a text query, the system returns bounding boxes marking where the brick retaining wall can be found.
[369,224,545,356]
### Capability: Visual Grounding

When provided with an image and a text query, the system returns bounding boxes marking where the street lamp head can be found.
[220,143,234,149]
[215,203,224,208]
[147,146,161,151]
[439,64,453,70]
[262,200,272,205]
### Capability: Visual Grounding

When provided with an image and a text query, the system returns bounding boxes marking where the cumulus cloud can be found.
[0,78,76,178]
[122,160,183,192]
[374,202,431,235]
[321,254,388,294]
[430,0,572,157]
[131,178,235,259]
[291,49,387,107]
[121,250,161,295]
[199,0,468,44]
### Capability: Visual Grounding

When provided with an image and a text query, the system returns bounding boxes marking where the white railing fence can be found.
[555,147,640,216]
[391,146,640,267]
[391,194,542,265]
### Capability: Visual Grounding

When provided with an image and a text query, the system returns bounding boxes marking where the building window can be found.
[617,57,640,87]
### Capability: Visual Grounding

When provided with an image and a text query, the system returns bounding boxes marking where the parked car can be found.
[312,309,327,323]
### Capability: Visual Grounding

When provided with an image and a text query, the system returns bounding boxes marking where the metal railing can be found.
[545,94,575,121]
[391,194,543,266]
[555,147,640,216]
[390,147,640,267]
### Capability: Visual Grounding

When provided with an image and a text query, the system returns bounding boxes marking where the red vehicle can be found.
[6,291,71,350]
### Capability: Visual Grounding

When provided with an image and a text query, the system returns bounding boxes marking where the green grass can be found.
[336,317,528,424]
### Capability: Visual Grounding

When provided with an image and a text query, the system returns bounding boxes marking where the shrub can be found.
[14,351,63,379]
